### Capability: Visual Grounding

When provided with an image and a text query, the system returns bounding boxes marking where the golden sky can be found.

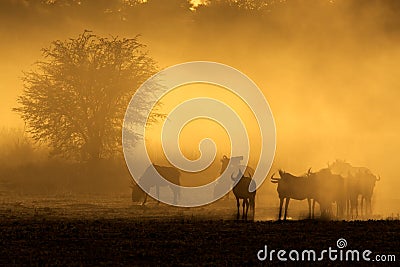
[145,83,262,186]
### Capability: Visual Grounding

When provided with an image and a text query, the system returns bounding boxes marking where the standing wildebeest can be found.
[328,160,380,218]
[307,168,346,219]
[231,169,256,220]
[214,155,255,199]
[271,170,315,220]
[358,169,380,216]
[131,164,181,205]
[344,171,361,219]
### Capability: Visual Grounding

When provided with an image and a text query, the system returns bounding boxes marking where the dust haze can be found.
[0,0,399,219]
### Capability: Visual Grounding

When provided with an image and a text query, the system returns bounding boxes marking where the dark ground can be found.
[0,218,399,266]
[0,196,398,266]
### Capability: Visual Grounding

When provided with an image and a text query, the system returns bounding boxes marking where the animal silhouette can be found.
[214,155,254,200]
[328,160,380,218]
[131,164,181,205]
[231,169,256,220]
[271,170,314,220]
[307,168,346,219]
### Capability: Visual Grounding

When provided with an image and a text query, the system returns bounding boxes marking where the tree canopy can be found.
[14,31,158,161]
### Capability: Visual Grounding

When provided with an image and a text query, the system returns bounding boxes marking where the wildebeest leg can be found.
[350,199,355,219]
[251,196,255,220]
[307,198,311,219]
[142,194,148,206]
[156,185,160,205]
[350,197,354,218]
[339,201,344,218]
[370,198,373,215]
[360,197,364,217]
[355,196,359,218]
[356,196,359,218]
[367,197,372,216]
[320,205,325,218]
[336,202,340,218]
[363,197,371,217]
[244,199,249,220]
[312,199,316,219]
[352,199,356,219]
[236,196,240,220]
[278,198,284,220]
[242,199,246,219]
[337,201,341,218]
[284,198,290,220]
[172,187,178,205]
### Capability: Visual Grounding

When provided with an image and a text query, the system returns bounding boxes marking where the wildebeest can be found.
[131,164,181,205]
[328,160,380,218]
[357,169,380,216]
[345,171,362,218]
[214,155,255,199]
[231,169,256,220]
[271,170,315,220]
[307,168,346,219]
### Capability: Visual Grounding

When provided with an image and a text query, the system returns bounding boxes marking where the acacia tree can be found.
[14,31,158,162]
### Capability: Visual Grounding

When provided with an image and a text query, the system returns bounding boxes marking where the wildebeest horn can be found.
[231,169,242,180]
[376,175,381,181]
[271,174,279,183]
[307,168,312,175]
[270,172,280,182]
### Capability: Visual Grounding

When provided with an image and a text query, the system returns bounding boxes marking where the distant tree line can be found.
[1,0,399,33]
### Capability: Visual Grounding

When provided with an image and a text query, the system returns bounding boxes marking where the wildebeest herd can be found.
[271,160,380,220]
[131,157,380,221]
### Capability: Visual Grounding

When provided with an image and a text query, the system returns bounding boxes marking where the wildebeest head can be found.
[231,169,244,182]
[270,169,295,183]
[220,155,244,174]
